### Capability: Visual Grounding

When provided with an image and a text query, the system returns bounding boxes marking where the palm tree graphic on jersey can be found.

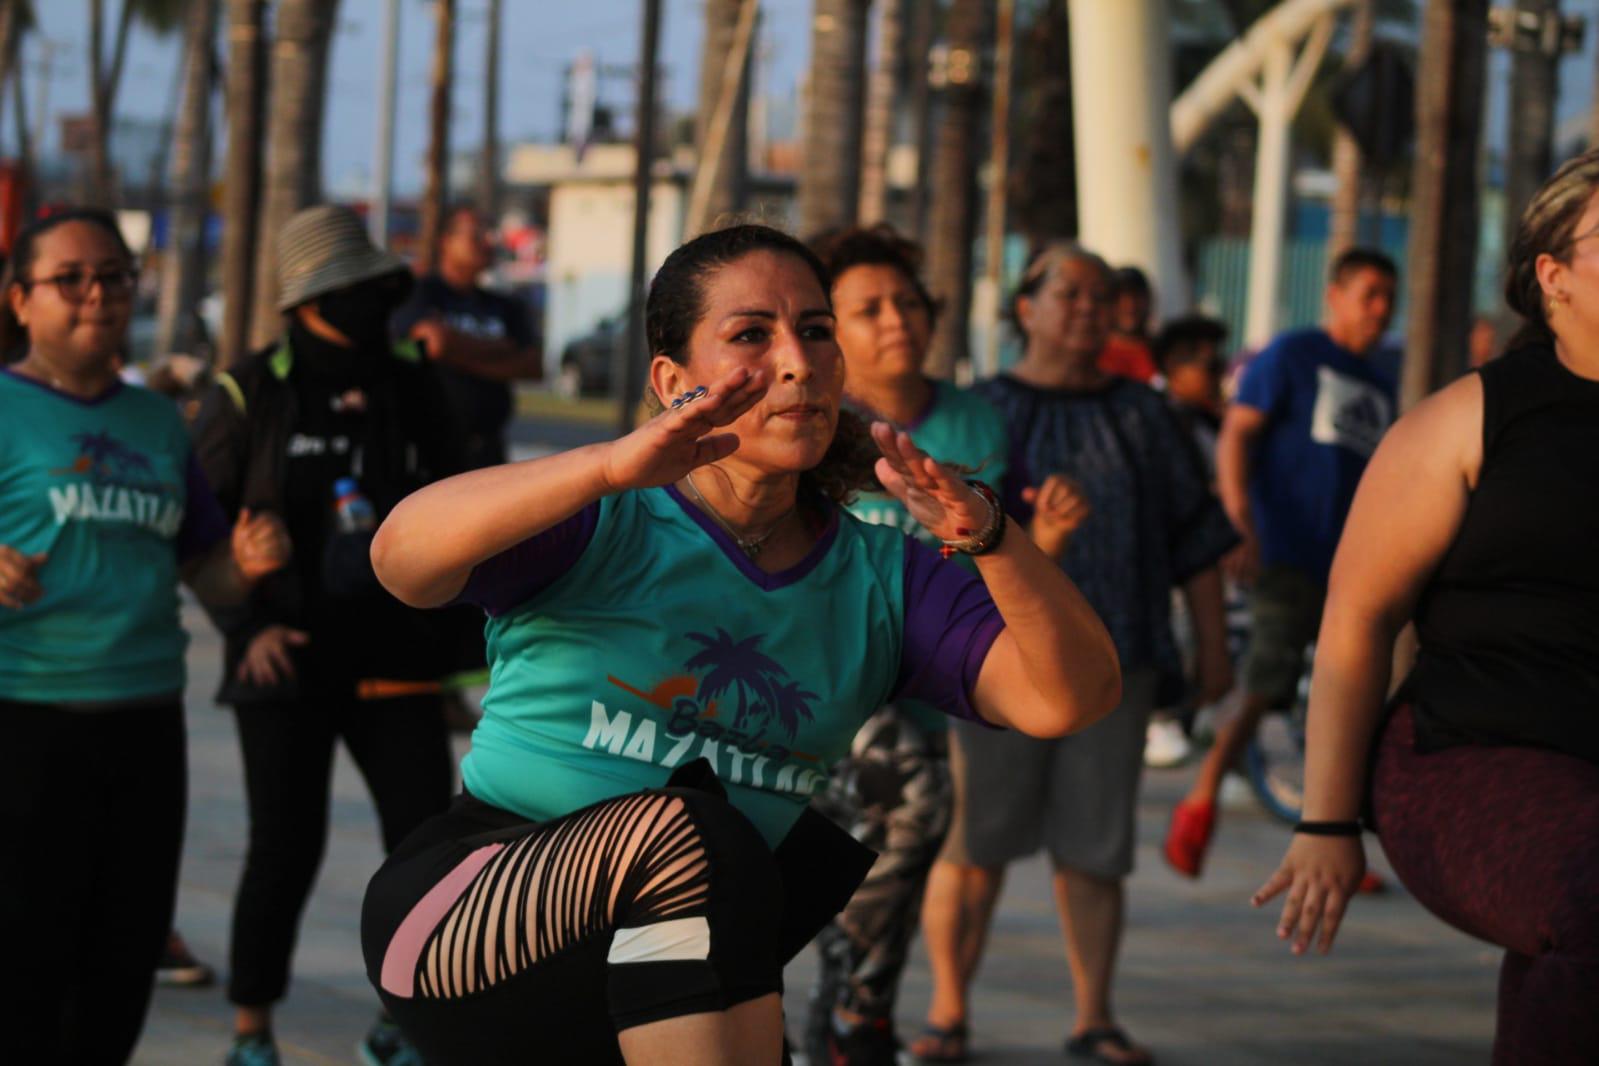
[64,431,156,483]
[685,628,817,740]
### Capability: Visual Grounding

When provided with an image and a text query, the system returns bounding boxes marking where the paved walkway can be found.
[135,602,1496,1065]
[136,424,1495,1064]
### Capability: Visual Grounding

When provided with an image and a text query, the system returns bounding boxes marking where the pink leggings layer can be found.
[1372,705,1599,1066]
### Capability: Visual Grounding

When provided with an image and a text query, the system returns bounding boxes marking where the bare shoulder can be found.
[1381,374,1483,485]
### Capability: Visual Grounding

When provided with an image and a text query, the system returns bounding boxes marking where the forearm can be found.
[973,525,1121,735]
[372,442,613,606]
[183,542,250,608]
[1182,566,1228,657]
[438,336,543,381]
[1215,430,1254,534]
[1300,605,1404,821]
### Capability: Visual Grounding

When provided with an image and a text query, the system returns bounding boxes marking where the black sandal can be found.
[1065,1025,1153,1065]
[910,1021,970,1063]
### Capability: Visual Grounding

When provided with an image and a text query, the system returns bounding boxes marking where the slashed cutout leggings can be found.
[361,780,785,1066]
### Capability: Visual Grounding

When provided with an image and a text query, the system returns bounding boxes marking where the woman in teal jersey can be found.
[800,224,1091,1066]
[0,210,289,1064]
[359,224,1120,1065]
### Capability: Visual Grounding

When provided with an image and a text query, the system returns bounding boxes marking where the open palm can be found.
[603,367,769,492]
[871,422,991,544]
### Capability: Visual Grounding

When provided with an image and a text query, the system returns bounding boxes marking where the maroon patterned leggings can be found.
[1372,704,1599,1066]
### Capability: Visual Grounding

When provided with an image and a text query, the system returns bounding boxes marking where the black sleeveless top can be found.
[1403,344,1599,763]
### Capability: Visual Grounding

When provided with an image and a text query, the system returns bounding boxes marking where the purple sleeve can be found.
[176,451,230,565]
[893,537,1007,726]
[452,502,600,616]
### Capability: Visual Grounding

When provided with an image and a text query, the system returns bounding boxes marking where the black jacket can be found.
[191,336,468,704]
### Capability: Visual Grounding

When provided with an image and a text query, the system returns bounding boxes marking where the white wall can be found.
[543,179,686,375]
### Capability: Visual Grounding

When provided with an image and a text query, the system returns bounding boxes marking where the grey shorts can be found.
[1241,565,1326,707]
[939,669,1159,880]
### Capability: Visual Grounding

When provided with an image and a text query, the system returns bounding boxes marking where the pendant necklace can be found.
[682,471,794,559]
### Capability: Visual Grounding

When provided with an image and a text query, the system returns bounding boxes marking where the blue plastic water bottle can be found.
[332,477,376,533]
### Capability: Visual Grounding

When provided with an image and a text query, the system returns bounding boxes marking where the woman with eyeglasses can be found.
[0,209,290,1063]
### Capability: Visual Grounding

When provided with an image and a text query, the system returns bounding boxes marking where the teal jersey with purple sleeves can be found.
[455,484,1005,847]
[0,369,227,703]
[845,379,1009,730]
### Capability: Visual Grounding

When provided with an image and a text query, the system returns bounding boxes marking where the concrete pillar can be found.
[1067,0,1188,312]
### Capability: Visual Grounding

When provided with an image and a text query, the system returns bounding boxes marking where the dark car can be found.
[556,313,624,398]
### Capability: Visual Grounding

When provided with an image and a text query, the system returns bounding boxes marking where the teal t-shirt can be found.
[0,370,224,703]
[459,484,1004,847]
[846,380,1009,730]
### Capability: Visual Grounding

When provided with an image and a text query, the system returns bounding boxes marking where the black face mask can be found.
[315,274,410,351]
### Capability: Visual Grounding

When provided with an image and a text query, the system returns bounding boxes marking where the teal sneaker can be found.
[224,1033,280,1066]
[358,1017,425,1066]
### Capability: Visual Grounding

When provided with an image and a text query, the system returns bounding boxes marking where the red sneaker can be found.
[1356,871,1386,894]
[1164,797,1217,878]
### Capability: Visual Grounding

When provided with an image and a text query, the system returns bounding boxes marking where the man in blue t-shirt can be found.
[1166,247,1398,879]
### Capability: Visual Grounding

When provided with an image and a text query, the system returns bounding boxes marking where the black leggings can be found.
[0,698,186,1065]
[361,783,787,1066]
[228,690,452,1006]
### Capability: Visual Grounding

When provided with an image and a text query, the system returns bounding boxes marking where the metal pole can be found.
[981,0,1013,378]
[619,0,662,434]
[370,0,399,247]
[479,0,502,220]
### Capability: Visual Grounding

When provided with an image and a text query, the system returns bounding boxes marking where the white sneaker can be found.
[1144,717,1192,768]
[1219,771,1256,812]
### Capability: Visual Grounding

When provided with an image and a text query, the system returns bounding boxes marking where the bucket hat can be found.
[276,204,409,311]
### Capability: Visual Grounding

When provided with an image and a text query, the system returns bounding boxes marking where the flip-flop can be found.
[1065,1025,1153,1065]
[910,1021,970,1063]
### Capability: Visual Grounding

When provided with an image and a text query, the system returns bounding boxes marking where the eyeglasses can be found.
[22,267,139,303]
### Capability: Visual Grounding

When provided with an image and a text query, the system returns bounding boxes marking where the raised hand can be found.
[1252,834,1366,956]
[601,367,769,492]
[1021,475,1090,559]
[232,508,292,582]
[0,545,46,609]
[871,422,991,544]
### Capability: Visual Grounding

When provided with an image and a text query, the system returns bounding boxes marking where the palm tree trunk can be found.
[858,0,903,224]
[248,0,341,349]
[924,0,991,378]
[692,0,752,230]
[797,0,871,236]
[155,0,217,360]
[1401,0,1488,408]
[477,0,501,220]
[87,0,135,207]
[1328,0,1374,261]
[0,4,20,122]
[417,0,455,274]
[905,0,934,241]
[220,0,266,368]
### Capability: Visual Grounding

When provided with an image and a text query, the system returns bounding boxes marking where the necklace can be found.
[682,471,795,559]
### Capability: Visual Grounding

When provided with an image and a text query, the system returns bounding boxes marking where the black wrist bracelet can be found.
[1293,820,1363,837]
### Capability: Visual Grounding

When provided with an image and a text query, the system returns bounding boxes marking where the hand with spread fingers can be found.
[237,624,311,687]
[871,422,992,544]
[0,545,47,609]
[601,367,769,492]
[1021,475,1091,559]
[231,508,293,582]
[1252,834,1366,956]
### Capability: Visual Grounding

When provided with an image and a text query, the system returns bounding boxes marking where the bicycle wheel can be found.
[1245,702,1307,825]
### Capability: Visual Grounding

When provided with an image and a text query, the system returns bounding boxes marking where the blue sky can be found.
[11,1,1599,202]
[17,0,815,198]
